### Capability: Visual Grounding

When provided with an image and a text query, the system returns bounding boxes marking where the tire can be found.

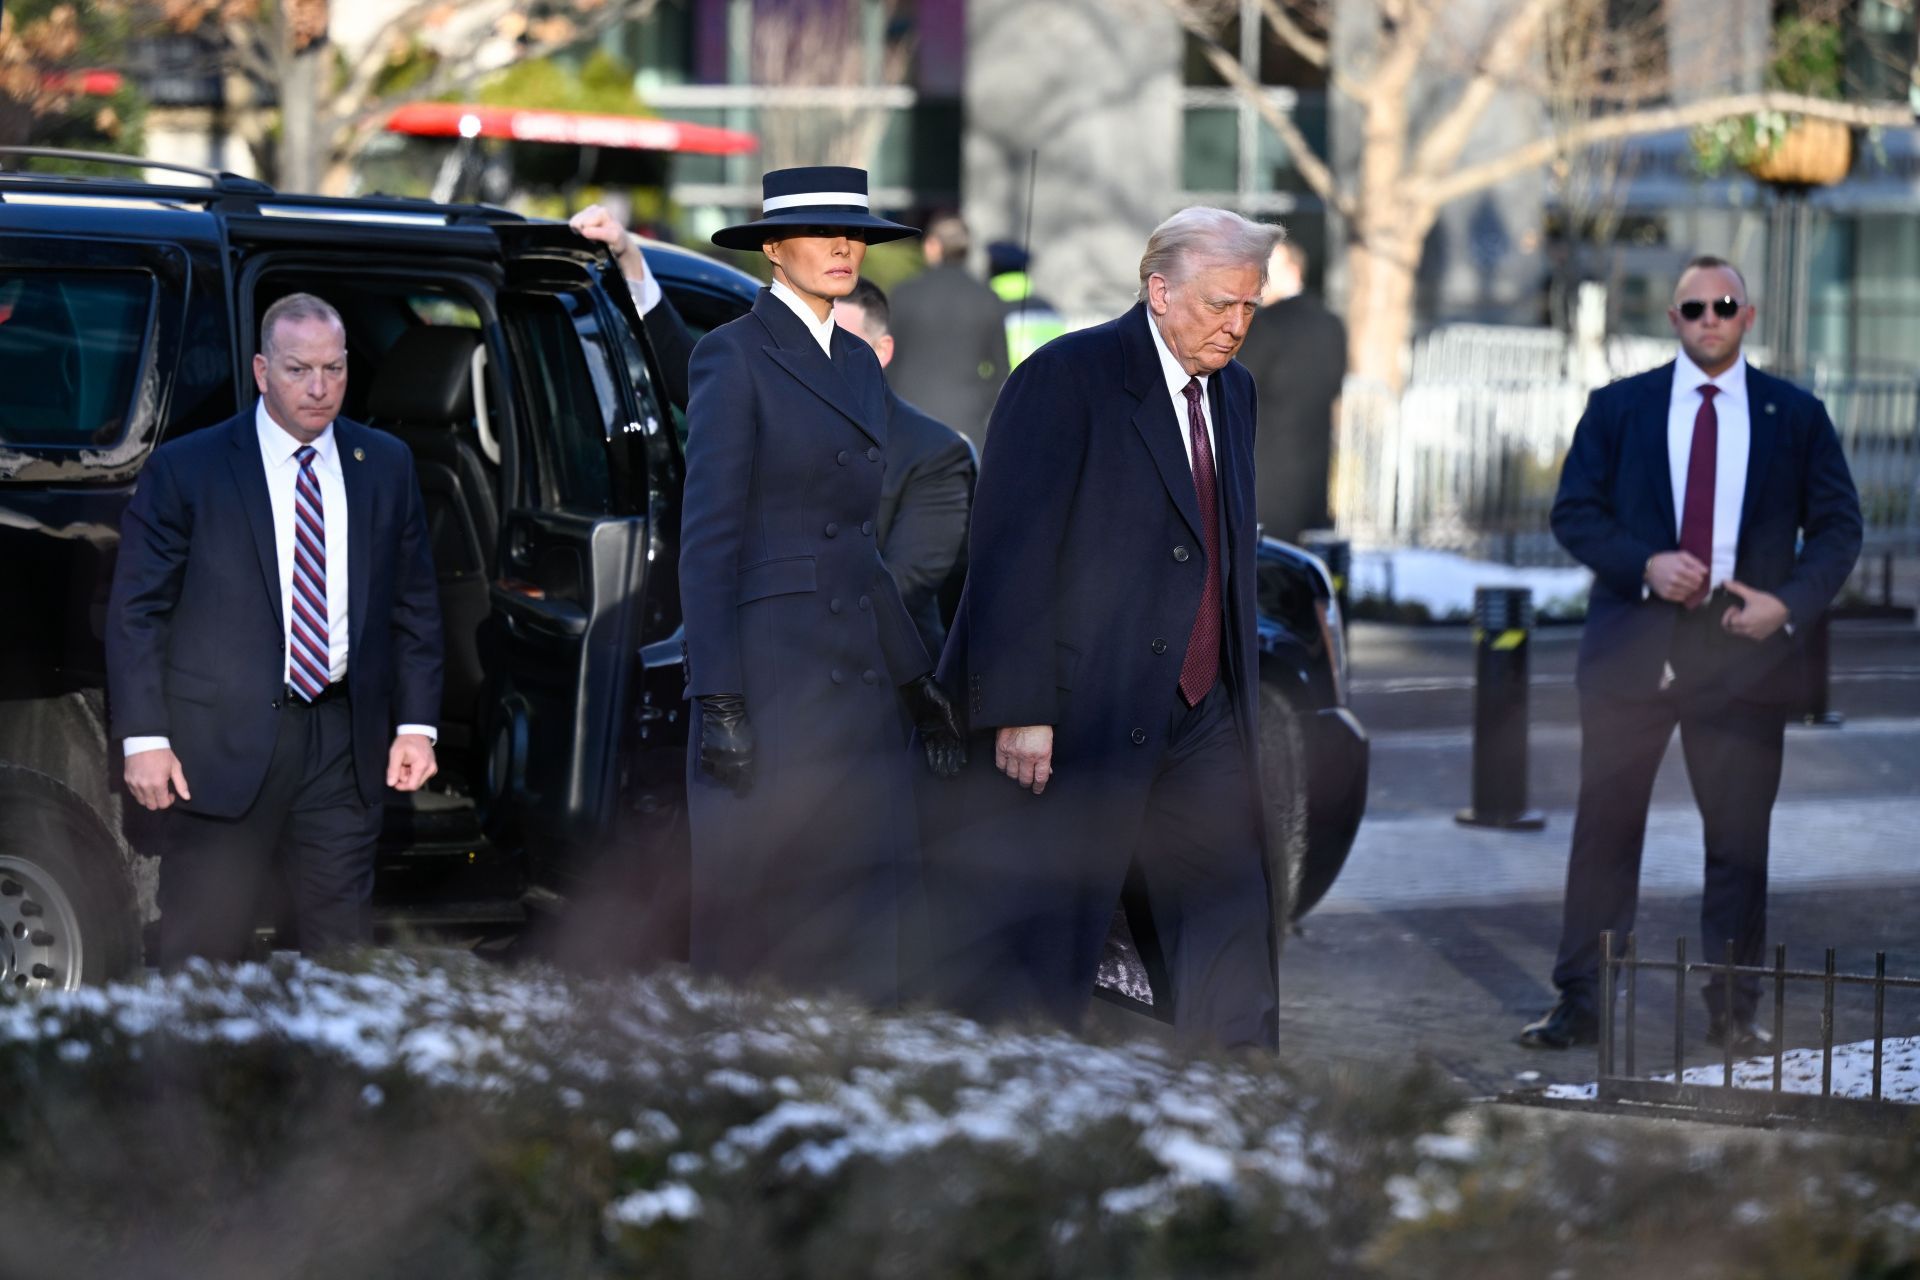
[0,767,141,992]
[1256,682,1309,929]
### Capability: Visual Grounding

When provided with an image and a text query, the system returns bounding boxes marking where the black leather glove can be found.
[697,694,754,794]
[902,674,966,779]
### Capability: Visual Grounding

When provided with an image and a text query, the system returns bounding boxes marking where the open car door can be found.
[483,223,684,886]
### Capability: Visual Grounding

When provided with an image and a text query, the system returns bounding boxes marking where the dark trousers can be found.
[1132,681,1279,1049]
[1552,643,1787,1020]
[158,695,381,968]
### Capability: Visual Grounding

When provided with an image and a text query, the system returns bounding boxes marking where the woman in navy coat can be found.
[680,167,964,1004]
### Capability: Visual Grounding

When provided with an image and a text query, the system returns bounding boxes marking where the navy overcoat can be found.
[928,303,1266,1023]
[680,288,931,1003]
[1551,361,1861,701]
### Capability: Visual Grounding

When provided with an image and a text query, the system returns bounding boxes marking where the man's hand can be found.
[994,725,1054,795]
[1645,550,1708,604]
[386,733,438,793]
[1720,579,1791,642]
[125,747,190,811]
[568,204,647,283]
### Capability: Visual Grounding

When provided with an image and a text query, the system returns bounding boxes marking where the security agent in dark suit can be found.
[886,214,1011,453]
[107,293,444,966]
[929,208,1286,1049]
[833,278,976,660]
[679,167,965,1005]
[1520,256,1863,1054]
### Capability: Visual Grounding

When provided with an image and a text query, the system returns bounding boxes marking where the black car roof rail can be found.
[0,146,274,193]
[0,147,523,226]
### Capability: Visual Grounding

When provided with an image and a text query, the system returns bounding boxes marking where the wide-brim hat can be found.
[710,165,920,251]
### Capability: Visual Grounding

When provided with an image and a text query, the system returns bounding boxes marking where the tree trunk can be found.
[1344,230,1420,387]
[279,44,323,193]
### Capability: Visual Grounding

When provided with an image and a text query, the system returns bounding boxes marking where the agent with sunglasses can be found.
[1521,255,1862,1055]
[679,166,966,1007]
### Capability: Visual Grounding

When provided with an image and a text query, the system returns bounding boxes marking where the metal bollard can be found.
[1801,610,1844,727]
[1456,585,1546,831]
[1299,531,1350,620]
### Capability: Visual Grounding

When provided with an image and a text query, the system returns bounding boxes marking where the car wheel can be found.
[1257,682,1309,926]
[0,768,140,992]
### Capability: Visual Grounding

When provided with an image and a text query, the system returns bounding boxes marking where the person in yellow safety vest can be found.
[987,240,1067,368]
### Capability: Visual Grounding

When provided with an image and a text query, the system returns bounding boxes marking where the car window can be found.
[0,270,152,448]
[499,287,617,514]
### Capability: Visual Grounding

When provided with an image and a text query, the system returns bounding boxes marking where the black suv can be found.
[0,153,1366,1000]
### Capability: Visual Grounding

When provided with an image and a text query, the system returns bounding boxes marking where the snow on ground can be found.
[1349,547,1593,620]
[1544,1035,1920,1104]
[0,953,1379,1230]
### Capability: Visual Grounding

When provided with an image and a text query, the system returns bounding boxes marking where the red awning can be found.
[39,70,124,95]
[385,103,756,156]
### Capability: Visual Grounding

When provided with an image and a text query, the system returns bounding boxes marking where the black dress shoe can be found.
[1706,1013,1774,1056]
[1517,1001,1599,1050]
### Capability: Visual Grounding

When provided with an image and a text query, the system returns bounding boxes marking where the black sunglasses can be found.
[1677,296,1742,321]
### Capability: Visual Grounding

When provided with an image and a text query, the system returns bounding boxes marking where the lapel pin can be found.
[353,447,366,461]
[1764,403,1776,415]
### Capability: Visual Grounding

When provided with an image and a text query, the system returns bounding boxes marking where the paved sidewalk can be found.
[1319,796,1920,914]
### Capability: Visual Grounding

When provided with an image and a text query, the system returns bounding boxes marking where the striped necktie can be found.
[289,445,331,700]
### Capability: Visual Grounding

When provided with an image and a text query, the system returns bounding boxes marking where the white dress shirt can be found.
[626,269,663,316]
[1146,308,1218,472]
[1667,349,1751,589]
[124,400,435,756]
[769,277,838,357]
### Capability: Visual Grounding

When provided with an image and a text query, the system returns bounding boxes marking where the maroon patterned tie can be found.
[289,445,331,700]
[1179,378,1221,705]
[1677,385,1718,610]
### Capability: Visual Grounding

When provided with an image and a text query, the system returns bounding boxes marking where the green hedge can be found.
[0,953,1915,1278]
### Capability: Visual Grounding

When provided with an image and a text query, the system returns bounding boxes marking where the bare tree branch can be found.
[1257,0,1327,69]
[1409,0,1556,179]
[1163,0,1351,215]
[1428,90,1914,205]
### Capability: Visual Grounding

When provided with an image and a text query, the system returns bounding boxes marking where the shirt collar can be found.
[1674,348,1747,406]
[255,397,336,465]
[1145,308,1208,408]
[769,277,837,354]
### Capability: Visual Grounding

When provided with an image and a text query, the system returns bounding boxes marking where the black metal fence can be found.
[1591,930,1920,1128]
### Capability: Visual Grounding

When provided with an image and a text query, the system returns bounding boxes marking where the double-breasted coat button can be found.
[830,598,844,614]
[861,520,874,536]
[836,450,851,465]
[824,522,840,538]
[866,446,880,462]
[858,595,871,611]
[1130,727,1148,745]
[862,669,878,685]
[1172,545,1190,562]
[1151,637,1168,654]
[831,669,846,684]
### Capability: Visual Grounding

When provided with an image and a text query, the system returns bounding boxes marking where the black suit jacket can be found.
[885,263,1010,451]
[874,390,975,659]
[107,409,444,816]
[1235,294,1346,541]
[1551,361,1862,702]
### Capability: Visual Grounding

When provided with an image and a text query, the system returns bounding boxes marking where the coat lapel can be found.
[336,418,374,656]
[753,290,884,445]
[1737,362,1778,540]
[1641,362,1678,545]
[1122,304,1205,542]
[226,409,284,632]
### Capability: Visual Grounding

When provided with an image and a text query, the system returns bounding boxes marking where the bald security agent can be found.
[107,292,443,966]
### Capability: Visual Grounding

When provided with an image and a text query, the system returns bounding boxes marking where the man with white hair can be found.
[927,207,1284,1048]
